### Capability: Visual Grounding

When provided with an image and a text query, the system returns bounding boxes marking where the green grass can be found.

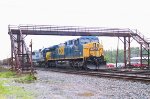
[0,70,37,83]
[0,71,36,99]
[0,71,16,78]
[0,80,34,99]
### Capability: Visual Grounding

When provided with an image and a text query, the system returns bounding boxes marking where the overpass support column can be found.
[10,34,14,70]
[124,37,127,67]
[140,44,142,67]
[128,37,131,67]
[148,44,149,69]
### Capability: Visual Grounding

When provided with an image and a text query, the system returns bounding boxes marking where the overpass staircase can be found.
[8,25,33,73]
[129,29,150,68]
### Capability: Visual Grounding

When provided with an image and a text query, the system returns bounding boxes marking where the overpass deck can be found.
[9,25,137,37]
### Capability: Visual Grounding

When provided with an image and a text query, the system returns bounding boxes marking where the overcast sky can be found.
[0,0,150,60]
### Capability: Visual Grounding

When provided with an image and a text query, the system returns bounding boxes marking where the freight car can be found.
[32,36,106,69]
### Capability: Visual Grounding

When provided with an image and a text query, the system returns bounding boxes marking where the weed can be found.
[15,74,37,83]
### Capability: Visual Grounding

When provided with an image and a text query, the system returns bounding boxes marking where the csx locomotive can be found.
[32,36,106,69]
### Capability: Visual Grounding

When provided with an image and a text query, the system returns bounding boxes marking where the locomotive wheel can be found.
[77,61,84,70]
[81,62,88,70]
[69,61,76,70]
[45,62,49,68]
[69,60,83,70]
[52,61,57,67]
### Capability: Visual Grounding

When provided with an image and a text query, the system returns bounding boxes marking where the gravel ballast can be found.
[10,70,150,99]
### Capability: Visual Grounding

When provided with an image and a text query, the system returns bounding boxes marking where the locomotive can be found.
[32,36,106,69]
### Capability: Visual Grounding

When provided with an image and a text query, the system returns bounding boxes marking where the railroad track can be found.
[36,67,150,82]
[2,65,150,81]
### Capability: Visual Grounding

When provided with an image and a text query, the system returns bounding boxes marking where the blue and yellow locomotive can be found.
[32,36,106,69]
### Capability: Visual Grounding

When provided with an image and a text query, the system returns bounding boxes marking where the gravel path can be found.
[10,70,150,99]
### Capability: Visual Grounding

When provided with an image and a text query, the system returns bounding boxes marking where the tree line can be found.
[104,47,140,63]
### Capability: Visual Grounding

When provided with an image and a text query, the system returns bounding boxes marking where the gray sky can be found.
[0,0,150,60]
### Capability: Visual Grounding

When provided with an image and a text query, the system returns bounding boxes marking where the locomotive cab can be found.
[83,42,103,57]
[79,36,106,69]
